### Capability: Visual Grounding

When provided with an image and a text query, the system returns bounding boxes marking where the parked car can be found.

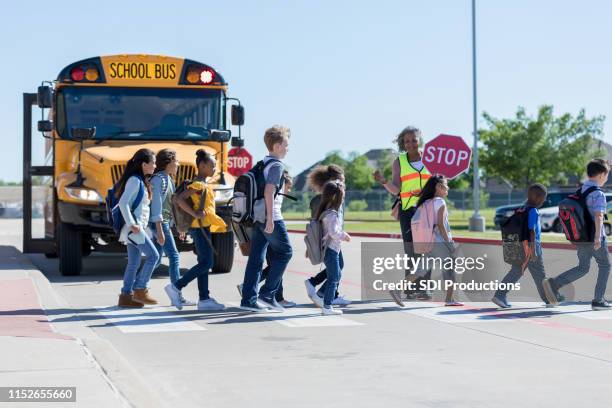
[604,202,612,236]
[494,191,612,233]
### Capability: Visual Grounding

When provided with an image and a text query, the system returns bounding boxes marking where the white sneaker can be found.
[197,298,225,311]
[321,306,343,315]
[164,283,183,310]
[310,292,324,308]
[279,300,297,308]
[332,295,351,306]
[304,279,316,298]
[236,284,243,297]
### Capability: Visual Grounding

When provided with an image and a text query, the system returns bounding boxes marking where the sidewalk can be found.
[0,246,161,408]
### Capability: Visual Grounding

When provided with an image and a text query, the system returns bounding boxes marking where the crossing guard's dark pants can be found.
[399,206,432,295]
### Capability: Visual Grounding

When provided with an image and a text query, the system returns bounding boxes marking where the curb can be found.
[15,251,168,408]
[287,229,588,251]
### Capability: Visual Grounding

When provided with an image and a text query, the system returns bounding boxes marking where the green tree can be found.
[321,150,349,168]
[347,199,368,212]
[448,168,472,191]
[0,179,21,186]
[345,154,374,191]
[376,150,394,189]
[479,106,605,188]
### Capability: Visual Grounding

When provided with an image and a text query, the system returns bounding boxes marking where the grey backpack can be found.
[304,209,333,265]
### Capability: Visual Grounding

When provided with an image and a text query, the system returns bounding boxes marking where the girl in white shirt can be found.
[414,175,462,306]
[115,148,160,308]
[314,181,351,315]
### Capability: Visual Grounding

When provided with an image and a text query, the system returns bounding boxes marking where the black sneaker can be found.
[416,290,432,301]
[239,302,270,313]
[257,296,285,313]
[389,290,405,307]
[591,300,611,311]
[404,292,417,300]
[491,296,511,309]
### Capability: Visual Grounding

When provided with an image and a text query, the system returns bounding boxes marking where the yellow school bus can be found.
[23,54,245,276]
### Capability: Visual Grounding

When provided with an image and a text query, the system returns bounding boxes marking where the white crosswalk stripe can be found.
[372,301,551,323]
[379,300,612,323]
[226,302,363,327]
[541,303,612,319]
[269,307,363,328]
[94,306,207,333]
[93,301,612,333]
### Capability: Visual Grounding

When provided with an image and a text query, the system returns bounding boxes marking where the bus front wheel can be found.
[59,222,82,276]
[212,231,235,274]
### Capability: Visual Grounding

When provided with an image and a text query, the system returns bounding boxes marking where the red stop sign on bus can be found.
[422,134,472,179]
[227,147,253,177]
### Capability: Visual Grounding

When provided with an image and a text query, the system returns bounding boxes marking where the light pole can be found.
[469,0,486,232]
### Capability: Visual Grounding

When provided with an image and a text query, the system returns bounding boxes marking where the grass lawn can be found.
[284,207,570,242]
[284,219,569,243]
[284,208,497,224]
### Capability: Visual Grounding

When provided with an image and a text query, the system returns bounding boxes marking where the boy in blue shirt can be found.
[492,184,554,308]
[543,159,611,310]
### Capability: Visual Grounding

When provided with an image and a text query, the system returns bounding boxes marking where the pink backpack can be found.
[411,199,436,254]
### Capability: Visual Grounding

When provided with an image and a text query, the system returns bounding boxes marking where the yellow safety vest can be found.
[399,154,431,210]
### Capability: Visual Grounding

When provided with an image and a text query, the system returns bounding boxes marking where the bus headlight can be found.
[214,187,233,204]
[65,187,103,203]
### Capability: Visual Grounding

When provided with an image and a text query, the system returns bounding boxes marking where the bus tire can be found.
[212,230,234,274]
[82,235,92,257]
[59,222,82,276]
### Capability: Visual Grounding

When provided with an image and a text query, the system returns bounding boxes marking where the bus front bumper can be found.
[58,202,111,232]
[58,202,234,232]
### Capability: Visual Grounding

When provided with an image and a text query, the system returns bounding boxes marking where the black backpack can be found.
[231,159,296,225]
[501,206,533,267]
[558,186,601,243]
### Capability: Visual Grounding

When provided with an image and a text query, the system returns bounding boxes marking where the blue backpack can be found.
[106,177,145,235]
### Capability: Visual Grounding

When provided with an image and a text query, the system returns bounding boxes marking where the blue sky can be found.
[2,0,611,181]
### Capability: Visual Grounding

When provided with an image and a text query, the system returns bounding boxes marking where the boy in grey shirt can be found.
[543,159,611,310]
[239,126,293,313]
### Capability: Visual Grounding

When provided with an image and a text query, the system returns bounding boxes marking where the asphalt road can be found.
[3,219,612,408]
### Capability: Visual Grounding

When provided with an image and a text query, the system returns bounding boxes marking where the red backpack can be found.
[558,186,600,243]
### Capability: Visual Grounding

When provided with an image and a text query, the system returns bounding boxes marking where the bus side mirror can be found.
[231,137,244,148]
[37,86,52,108]
[38,120,53,133]
[231,105,244,126]
[72,127,96,140]
[211,130,231,142]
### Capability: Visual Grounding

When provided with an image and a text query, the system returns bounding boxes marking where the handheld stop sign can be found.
[422,134,472,179]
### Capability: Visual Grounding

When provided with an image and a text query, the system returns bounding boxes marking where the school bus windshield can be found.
[56,87,223,141]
